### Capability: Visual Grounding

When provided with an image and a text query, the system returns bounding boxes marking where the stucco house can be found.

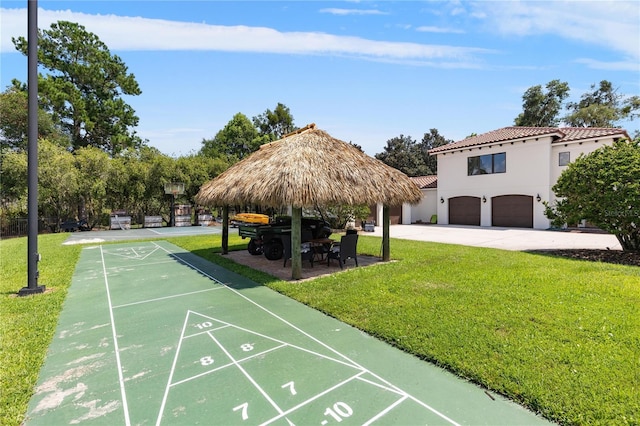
[407,175,438,224]
[374,127,629,230]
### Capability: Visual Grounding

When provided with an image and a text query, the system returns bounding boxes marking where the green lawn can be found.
[0,234,82,426]
[1,233,638,425]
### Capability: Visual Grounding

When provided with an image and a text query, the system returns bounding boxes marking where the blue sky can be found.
[2,1,639,157]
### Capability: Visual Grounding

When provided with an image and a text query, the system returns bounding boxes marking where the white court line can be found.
[363,395,409,426]
[186,310,363,371]
[155,311,191,426]
[167,314,408,426]
[356,375,404,395]
[112,287,224,309]
[259,371,365,426]
[103,259,178,270]
[153,241,460,426]
[209,332,285,416]
[183,324,231,338]
[99,246,131,426]
[170,343,287,388]
[102,246,162,261]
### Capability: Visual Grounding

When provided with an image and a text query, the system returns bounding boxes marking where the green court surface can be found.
[25,241,550,425]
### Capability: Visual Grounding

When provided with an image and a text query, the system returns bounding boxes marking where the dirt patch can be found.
[529,249,640,267]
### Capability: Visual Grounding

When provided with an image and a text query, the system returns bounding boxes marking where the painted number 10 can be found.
[323,402,353,423]
[195,322,212,329]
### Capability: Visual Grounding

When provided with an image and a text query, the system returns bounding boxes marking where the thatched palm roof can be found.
[195,124,422,208]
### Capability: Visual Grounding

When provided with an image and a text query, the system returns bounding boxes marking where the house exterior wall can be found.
[406,188,437,224]
[436,136,552,229]
[434,135,619,229]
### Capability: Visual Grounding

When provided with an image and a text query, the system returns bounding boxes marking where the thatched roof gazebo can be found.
[195,123,422,279]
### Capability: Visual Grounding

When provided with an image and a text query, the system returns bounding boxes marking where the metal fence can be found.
[0,218,52,239]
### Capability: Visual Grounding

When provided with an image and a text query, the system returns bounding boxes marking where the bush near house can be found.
[545,138,640,251]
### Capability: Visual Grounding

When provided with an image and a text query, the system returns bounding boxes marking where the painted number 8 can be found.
[200,356,214,366]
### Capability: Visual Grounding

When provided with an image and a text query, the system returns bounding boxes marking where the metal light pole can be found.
[19,0,45,295]
[164,182,184,227]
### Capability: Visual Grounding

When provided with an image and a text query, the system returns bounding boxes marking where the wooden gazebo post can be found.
[291,207,303,280]
[221,205,229,255]
[382,205,390,261]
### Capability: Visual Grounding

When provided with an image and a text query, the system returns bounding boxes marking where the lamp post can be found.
[19,0,45,296]
[164,182,185,227]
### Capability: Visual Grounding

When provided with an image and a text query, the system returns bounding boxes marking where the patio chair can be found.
[302,229,313,242]
[327,233,358,269]
[282,234,314,268]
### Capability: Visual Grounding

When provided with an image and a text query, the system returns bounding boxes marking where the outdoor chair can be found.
[327,233,358,269]
[302,229,313,242]
[282,234,314,267]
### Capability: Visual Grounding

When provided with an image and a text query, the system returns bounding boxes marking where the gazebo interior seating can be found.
[328,234,359,269]
[282,234,314,268]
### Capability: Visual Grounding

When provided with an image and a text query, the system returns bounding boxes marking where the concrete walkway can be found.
[369,224,622,251]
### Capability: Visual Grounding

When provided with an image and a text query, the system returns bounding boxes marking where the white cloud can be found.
[575,57,640,72]
[0,7,489,66]
[470,1,640,60]
[450,7,466,16]
[319,8,388,16]
[416,26,464,34]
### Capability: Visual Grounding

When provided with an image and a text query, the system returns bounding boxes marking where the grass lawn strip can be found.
[0,235,82,426]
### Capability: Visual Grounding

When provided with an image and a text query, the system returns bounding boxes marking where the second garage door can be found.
[492,195,533,228]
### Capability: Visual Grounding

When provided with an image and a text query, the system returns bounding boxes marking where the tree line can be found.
[1,20,638,240]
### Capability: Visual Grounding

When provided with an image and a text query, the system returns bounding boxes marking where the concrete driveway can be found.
[63,224,622,252]
[369,224,622,251]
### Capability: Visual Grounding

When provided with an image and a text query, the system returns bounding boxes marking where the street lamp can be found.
[164,182,185,227]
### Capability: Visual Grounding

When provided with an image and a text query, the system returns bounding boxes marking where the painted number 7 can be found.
[281,381,297,395]
[233,402,249,421]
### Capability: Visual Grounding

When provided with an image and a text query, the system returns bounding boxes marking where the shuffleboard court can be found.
[25,241,550,425]
[62,225,224,245]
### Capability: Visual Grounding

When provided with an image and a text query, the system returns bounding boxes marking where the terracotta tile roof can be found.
[428,126,629,154]
[410,175,437,189]
[555,127,629,142]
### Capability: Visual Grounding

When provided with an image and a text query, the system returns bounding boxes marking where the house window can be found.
[468,152,506,175]
[559,151,570,166]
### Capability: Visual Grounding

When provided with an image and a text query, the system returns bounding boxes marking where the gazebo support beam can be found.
[382,205,390,261]
[221,205,229,255]
[291,207,302,279]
